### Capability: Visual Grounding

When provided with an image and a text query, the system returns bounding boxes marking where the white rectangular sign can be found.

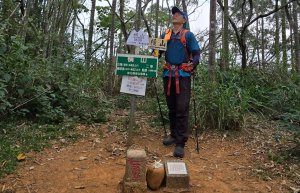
[167,162,187,175]
[120,76,147,96]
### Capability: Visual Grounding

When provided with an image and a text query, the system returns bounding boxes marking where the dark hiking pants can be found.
[163,76,191,147]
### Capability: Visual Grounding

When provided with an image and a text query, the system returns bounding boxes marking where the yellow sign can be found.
[149,38,167,51]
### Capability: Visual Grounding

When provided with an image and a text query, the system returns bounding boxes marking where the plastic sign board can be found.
[116,54,158,77]
[126,30,149,46]
[120,76,147,96]
[167,162,188,175]
[149,38,167,51]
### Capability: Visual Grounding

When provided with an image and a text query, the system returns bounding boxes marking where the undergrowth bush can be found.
[141,65,299,137]
[0,30,113,177]
[0,30,112,123]
[194,67,250,130]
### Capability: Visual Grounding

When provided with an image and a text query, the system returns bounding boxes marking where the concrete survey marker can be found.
[123,149,147,193]
[165,160,190,189]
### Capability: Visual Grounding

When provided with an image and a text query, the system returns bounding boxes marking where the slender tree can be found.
[46,1,59,59]
[285,3,295,70]
[119,0,130,53]
[182,0,187,12]
[281,0,288,71]
[58,0,71,61]
[155,0,159,37]
[217,0,297,69]
[274,10,280,67]
[71,9,77,45]
[261,17,265,69]
[20,0,33,40]
[255,3,260,68]
[86,0,96,66]
[107,0,117,94]
[292,1,299,72]
[221,0,229,70]
[208,0,216,81]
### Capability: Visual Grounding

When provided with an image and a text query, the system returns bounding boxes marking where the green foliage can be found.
[66,64,112,123]
[96,6,111,30]
[113,94,131,109]
[0,120,78,177]
[0,21,113,178]
[141,90,169,129]
[145,6,170,34]
[0,25,111,124]
[195,67,250,130]
[240,69,300,118]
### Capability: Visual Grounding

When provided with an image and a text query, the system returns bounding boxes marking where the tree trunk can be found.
[255,3,260,68]
[221,0,229,70]
[20,0,33,40]
[240,37,247,70]
[149,0,153,31]
[261,17,265,69]
[182,0,187,13]
[117,32,123,53]
[71,9,77,45]
[135,0,142,31]
[41,0,49,58]
[46,0,59,59]
[58,0,70,61]
[281,0,288,71]
[292,1,299,73]
[105,34,109,61]
[275,11,280,67]
[155,0,159,37]
[86,0,96,67]
[119,0,130,53]
[107,0,117,95]
[285,3,294,70]
[217,0,297,71]
[76,13,87,58]
[208,0,216,82]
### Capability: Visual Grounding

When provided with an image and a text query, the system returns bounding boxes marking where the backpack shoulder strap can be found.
[180,29,192,62]
[164,29,172,42]
[180,29,189,46]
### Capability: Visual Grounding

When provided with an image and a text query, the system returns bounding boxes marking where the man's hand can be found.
[153,49,159,57]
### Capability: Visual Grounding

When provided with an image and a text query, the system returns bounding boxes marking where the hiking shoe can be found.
[173,146,184,158]
[163,136,176,146]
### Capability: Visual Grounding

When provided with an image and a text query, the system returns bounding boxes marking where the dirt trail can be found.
[0,111,299,193]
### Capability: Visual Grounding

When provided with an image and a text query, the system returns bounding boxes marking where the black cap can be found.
[171,6,188,20]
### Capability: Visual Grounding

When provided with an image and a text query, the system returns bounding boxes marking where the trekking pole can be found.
[192,75,200,153]
[154,79,167,138]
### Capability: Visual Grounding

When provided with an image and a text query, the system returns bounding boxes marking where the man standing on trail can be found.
[156,6,200,158]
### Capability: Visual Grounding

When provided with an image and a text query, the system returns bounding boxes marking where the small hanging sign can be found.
[126,30,149,46]
[148,38,167,51]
